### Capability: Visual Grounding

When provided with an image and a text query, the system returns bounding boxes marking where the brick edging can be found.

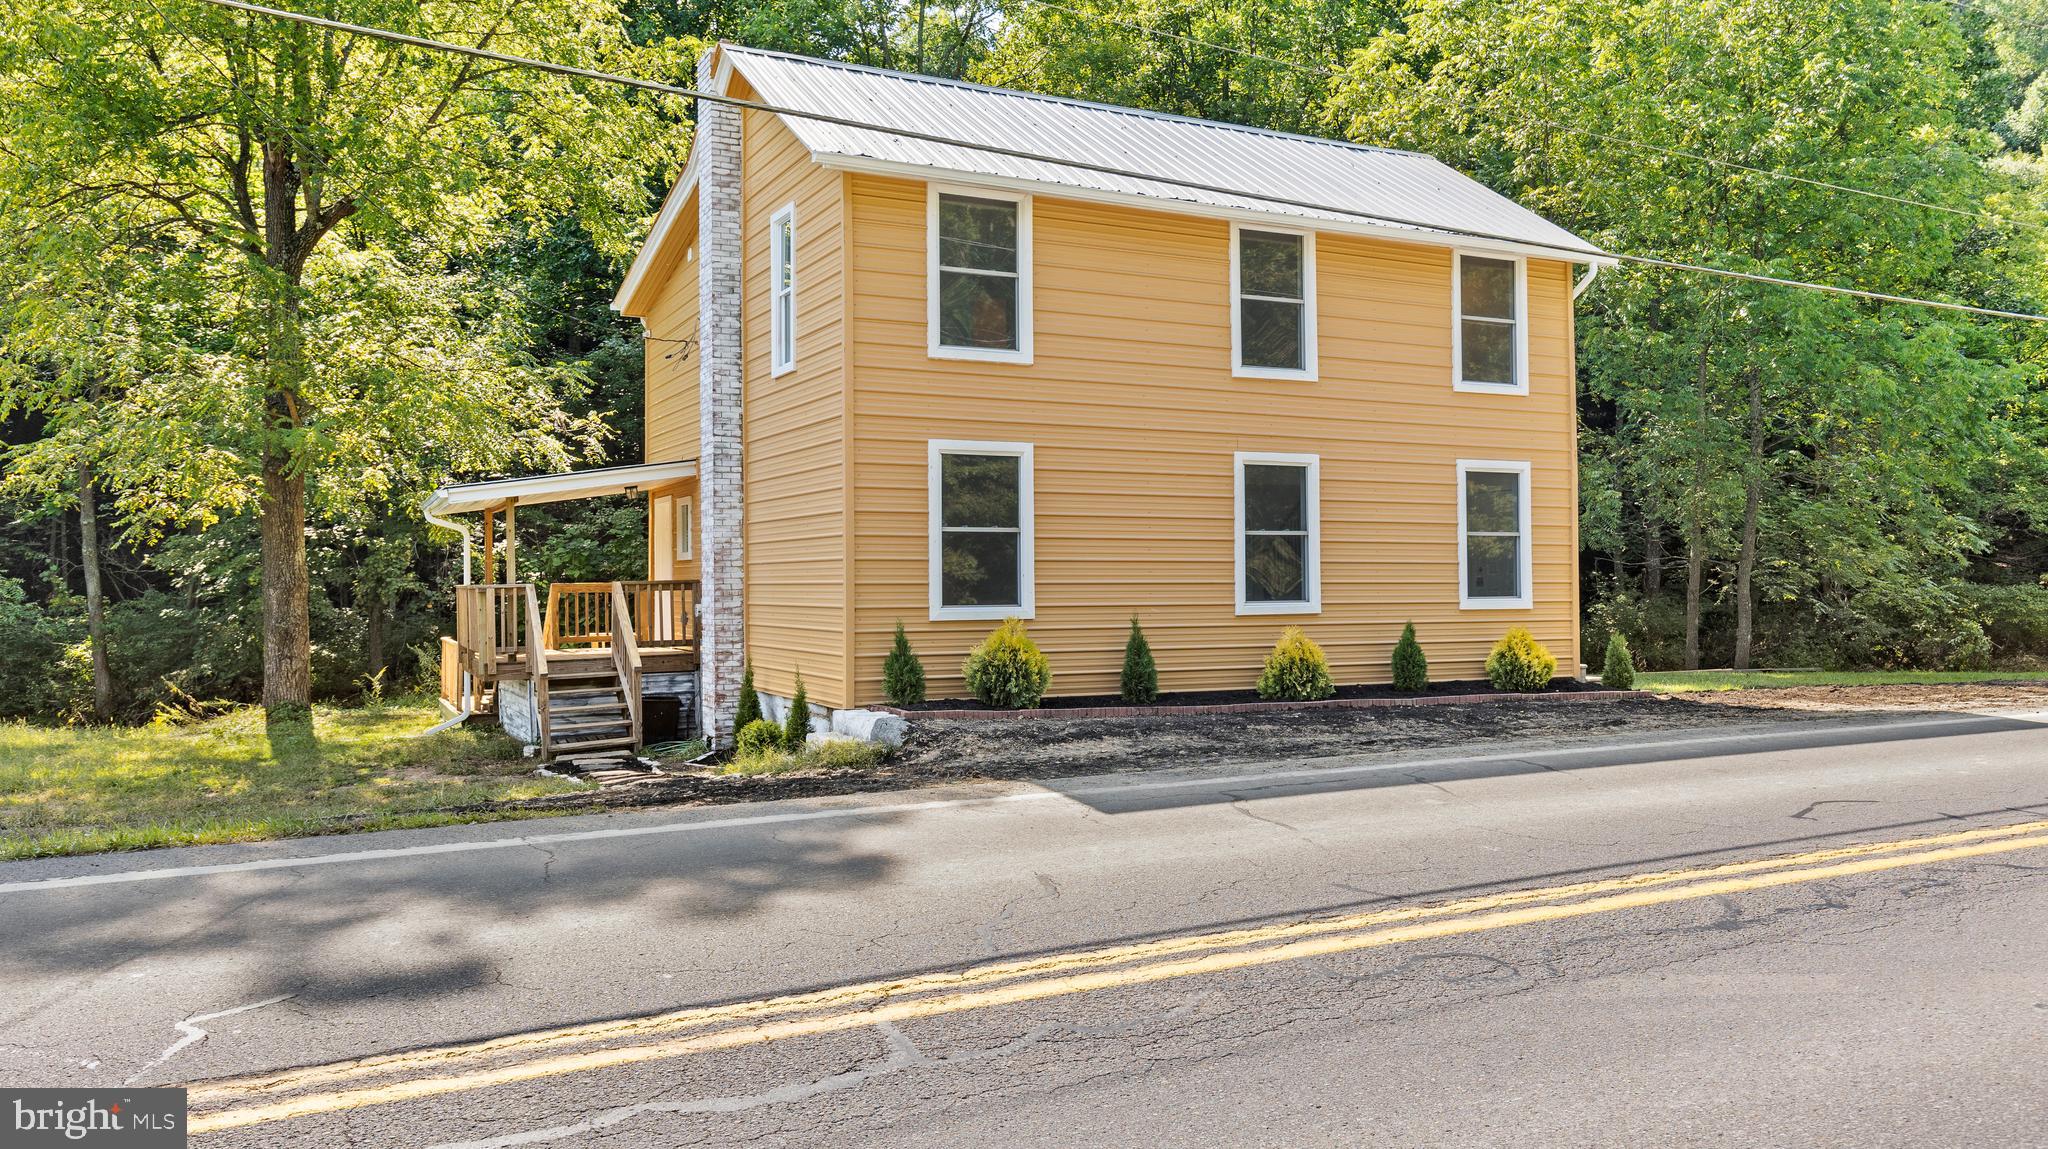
[877,689,1637,721]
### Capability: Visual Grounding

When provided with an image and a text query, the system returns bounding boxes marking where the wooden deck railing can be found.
[453,584,536,679]
[618,580,699,649]
[610,583,643,749]
[542,582,616,649]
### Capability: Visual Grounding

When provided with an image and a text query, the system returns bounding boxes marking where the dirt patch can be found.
[1676,682,2048,712]
[319,684,2048,830]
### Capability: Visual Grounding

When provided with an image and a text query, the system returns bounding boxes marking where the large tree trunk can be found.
[1643,514,1664,596]
[77,461,112,720]
[1684,338,1712,670]
[1684,537,1704,670]
[1733,369,1763,671]
[366,591,385,685]
[259,449,312,715]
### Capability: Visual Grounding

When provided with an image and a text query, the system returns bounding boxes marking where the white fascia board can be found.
[812,152,1616,268]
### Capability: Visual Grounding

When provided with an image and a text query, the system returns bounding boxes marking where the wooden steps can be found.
[538,673,639,762]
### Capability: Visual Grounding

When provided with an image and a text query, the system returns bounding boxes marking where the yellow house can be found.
[430,44,1612,752]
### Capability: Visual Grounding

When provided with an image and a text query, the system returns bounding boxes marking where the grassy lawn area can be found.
[1636,669,2048,692]
[0,699,588,860]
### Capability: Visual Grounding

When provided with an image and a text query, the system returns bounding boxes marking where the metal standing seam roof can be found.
[721,44,1606,261]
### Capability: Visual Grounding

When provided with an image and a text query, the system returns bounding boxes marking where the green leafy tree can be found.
[0,0,678,716]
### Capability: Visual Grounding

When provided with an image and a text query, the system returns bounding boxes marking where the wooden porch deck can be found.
[437,579,700,760]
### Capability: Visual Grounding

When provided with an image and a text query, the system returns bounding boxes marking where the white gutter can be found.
[1573,264,1601,299]
[421,503,474,586]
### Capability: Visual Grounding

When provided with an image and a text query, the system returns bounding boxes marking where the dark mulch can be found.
[893,677,1603,713]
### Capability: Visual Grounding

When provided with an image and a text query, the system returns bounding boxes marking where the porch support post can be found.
[481,508,497,584]
[503,502,518,585]
[695,50,746,746]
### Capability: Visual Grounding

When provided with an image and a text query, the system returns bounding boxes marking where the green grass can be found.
[0,698,588,860]
[1635,669,2048,693]
[721,737,889,776]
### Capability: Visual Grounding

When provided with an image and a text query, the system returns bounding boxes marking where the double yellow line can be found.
[187,817,2048,1134]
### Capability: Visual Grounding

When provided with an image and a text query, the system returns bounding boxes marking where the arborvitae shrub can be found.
[962,618,1051,709]
[883,621,926,706]
[782,673,811,749]
[1486,627,1558,692]
[1120,616,1159,704]
[1602,632,1636,690]
[734,718,781,757]
[734,663,762,729]
[1256,626,1336,701]
[1391,622,1428,692]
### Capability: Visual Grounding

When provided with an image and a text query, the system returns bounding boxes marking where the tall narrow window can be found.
[930,441,1034,619]
[1233,226,1315,378]
[770,204,796,375]
[929,188,1031,361]
[1459,461,1532,608]
[675,497,694,562]
[1455,254,1524,392]
[1235,453,1320,614]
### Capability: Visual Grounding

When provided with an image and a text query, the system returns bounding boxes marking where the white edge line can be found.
[5,710,2045,896]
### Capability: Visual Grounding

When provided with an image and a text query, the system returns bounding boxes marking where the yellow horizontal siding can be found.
[740,108,849,704]
[643,200,701,468]
[847,174,1581,702]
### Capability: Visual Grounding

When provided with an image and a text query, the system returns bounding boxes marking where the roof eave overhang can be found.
[812,152,1615,267]
[611,46,740,317]
[421,460,700,518]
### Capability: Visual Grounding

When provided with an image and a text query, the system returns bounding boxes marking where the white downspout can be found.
[1573,264,1601,300]
[421,498,477,735]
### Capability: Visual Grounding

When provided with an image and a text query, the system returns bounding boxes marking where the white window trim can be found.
[1230,223,1317,382]
[769,202,796,377]
[1452,251,1530,395]
[1234,451,1321,615]
[674,496,694,562]
[927,184,1033,365]
[1457,459,1534,610]
[929,439,1035,621]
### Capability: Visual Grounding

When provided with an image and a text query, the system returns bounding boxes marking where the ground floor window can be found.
[1235,452,1320,614]
[1459,459,1532,608]
[929,440,1034,620]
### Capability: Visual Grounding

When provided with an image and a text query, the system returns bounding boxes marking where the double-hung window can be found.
[1232,226,1316,379]
[769,204,796,375]
[930,441,1034,619]
[1454,253,1526,393]
[1235,453,1320,614]
[929,187,1032,362]
[1458,460,1533,608]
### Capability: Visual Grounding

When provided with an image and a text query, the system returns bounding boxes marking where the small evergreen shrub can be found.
[1602,632,1636,690]
[1257,626,1335,701]
[1391,622,1428,692]
[1120,616,1159,704]
[882,621,926,706]
[962,618,1052,708]
[1486,627,1558,692]
[735,663,762,729]
[734,718,781,757]
[782,673,811,749]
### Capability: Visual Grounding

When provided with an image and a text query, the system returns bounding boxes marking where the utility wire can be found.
[1006,0,2022,231]
[192,0,2048,323]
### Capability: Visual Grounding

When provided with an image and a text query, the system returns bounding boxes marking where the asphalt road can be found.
[4,706,2047,1147]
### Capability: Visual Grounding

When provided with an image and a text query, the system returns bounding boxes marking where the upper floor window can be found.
[929,187,1033,363]
[1454,253,1526,393]
[1458,460,1533,609]
[770,204,795,376]
[930,440,1035,619]
[1235,452,1320,614]
[1232,226,1316,380]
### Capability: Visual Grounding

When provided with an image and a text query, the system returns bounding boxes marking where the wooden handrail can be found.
[544,581,616,649]
[616,579,700,649]
[610,583,643,749]
[524,584,551,750]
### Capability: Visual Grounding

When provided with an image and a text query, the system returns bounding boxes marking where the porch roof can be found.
[422,460,698,517]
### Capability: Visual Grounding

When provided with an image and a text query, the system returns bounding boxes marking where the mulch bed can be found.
[882,678,1624,720]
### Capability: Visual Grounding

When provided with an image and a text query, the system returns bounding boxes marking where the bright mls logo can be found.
[6,1089,186,1147]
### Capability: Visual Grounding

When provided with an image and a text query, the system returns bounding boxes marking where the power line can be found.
[192,0,2048,323]
[1005,0,2025,232]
